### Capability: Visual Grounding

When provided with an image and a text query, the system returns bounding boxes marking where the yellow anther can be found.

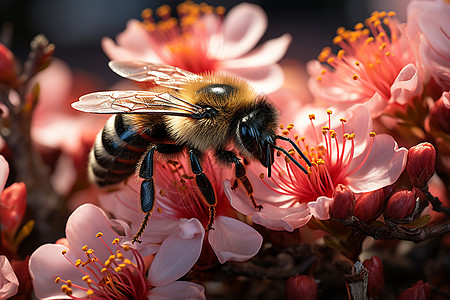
[55,277,61,284]
[287,123,294,130]
[82,275,90,281]
[343,133,349,139]
[116,252,124,260]
[101,268,108,274]
[156,4,171,17]
[373,20,381,26]
[119,263,126,268]
[352,74,359,80]
[66,280,72,287]
[75,259,82,267]
[336,26,346,35]
[115,267,122,273]
[279,123,284,129]
[105,260,111,268]
[288,149,295,156]
[333,35,343,44]
[321,68,326,75]
[370,132,376,137]
[354,61,360,66]
[124,259,132,265]
[337,50,345,59]
[82,245,88,252]
[385,52,393,56]
[300,136,306,142]
[318,47,331,62]
[365,37,374,44]
[282,130,290,136]
[379,43,386,50]
[327,57,335,64]
[388,11,396,17]
[317,76,323,82]
[159,189,166,197]
[87,290,94,296]
[327,110,332,115]
[141,8,153,19]
[61,250,67,255]
[216,6,226,15]
[348,133,356,139]
[294,134,299,140]
[109,255,116,261]
[309,114,316,120]
[354,23,364,30]
[340,118,347,123]
[316,159,325,165]
[259,173,265,179]
[157,207,163,213]
[112,238,119,244]
[122,245,130,251]
[61,285,69,292]
[330,131,337,138]
[86,249,94,255]
[322,126,330,130]
[383,18,390,25]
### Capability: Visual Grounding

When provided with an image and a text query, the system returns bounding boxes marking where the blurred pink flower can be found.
[307,11,422,116]
[99,156,262,267]
[0,255,19,299]
[226,105,407,231]
[102,2,291,93]
[407,0,450,91]
[29,203,205,299]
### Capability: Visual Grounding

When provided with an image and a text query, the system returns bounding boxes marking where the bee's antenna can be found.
[266,145,272,178]
[275,135,312,167]
[268,143,309,174]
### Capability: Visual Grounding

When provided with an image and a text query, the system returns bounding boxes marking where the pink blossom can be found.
[98,156,262,266]
[0,255,19,299]
[102,2,291,93]
[226,105,407,231]
[29,203,205,299]
[307,11,422,116]
[407,0,450,91]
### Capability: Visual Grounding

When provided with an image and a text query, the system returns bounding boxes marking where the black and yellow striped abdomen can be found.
[89,114,160,187]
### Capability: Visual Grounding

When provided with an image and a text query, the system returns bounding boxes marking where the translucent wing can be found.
[108,61,202,90]
[72,90,204,117]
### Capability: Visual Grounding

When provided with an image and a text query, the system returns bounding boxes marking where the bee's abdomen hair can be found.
[89,114,151,187]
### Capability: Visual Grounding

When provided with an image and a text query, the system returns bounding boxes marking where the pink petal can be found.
[224,64,284,94]
[29,244,88,299]
[65,204,125,262]
[208,216,262,263]
[149,281,205,300]
[443,91,450,108]
[0,155,9,192]
[307,196,332,220]
[346,134,407,193]
[0,256,19,299]
[217,3,268,60]
[221,33,292,68]
[102,36,161,63]
[365,92,389,117]
[148,218,204,287]
[390,64,422,105]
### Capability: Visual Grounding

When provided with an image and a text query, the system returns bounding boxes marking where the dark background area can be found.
[0,0,411,87]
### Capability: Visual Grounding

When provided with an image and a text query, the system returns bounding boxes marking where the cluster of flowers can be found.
[0,0,449,299]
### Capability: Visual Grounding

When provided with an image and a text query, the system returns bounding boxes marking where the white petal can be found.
[148,218,204,286]
[0,155,9,192]
[0,256,18,299]
[208,216,262,263]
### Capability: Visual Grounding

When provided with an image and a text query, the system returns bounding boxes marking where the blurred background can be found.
[0,0,412,88]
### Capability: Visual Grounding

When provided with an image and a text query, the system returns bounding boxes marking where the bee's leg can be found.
[189,149,216,230]
[132,145,156,244]
[215,150,262,211]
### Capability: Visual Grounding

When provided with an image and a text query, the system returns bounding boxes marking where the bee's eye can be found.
[239,121,259,153]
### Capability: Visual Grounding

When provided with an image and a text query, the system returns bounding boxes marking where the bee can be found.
[72,61,311,243]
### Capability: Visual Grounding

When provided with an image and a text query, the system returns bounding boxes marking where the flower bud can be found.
[0,43,16,85]
[407,142,436,187]
[397,280,430,300]
[285,275,318,300]
[329,184,355,220]
[429,96,450,133]
[384,189,417,222]
[353,189,386,223]
[0,182,27,234]
[362,256,384,298]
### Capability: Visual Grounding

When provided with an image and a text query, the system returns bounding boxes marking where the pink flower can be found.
[307,11,421,116]
[407,0,450,91]
[0,255,19,299]
[29,204,205,299]
[99,156,262,267]
[102,2,291,93]
[226,105,407,231]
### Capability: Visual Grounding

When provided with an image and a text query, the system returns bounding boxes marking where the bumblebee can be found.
[72,61,311,243]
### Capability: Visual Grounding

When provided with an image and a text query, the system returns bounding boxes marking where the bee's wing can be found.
[108,61,202,90]
[72,90,204,117]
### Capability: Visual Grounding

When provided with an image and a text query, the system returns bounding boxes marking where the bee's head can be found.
[235,97,311,177]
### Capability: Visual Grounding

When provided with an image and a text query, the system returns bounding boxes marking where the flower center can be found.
[140,1,225,73]
[56,233,150,299]
[260,110,376,203]
[155,157,231,228]
[316,11,413,101]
